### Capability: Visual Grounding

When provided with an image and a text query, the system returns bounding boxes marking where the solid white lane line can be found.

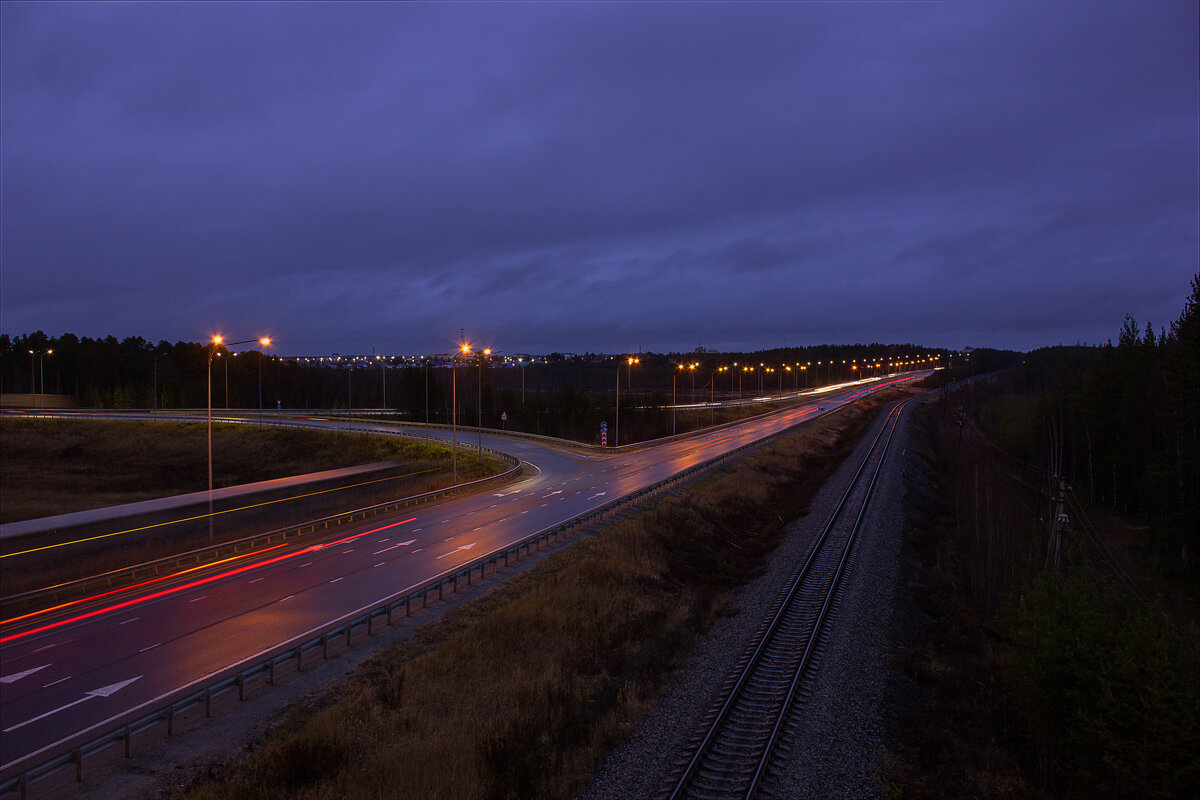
[374,562,386,568]
[118,618,140,625]
[280,595,294,602]
[188,596,207,603]
[139,643,161,653]
[249,578,265,584]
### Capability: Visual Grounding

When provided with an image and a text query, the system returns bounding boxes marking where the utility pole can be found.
[1047,476,1070,568]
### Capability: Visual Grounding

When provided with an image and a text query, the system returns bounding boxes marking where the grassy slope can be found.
[1,418,462,523]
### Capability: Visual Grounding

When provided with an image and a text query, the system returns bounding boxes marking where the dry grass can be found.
[173,393,898,800]
[0,418,464,523]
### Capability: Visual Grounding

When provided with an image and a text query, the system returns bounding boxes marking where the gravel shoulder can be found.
[576,399,919,800]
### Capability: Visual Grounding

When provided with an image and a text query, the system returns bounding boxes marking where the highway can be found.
[0,375,920,775]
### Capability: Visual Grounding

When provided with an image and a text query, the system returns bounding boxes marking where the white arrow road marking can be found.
[398,540,416,546]
[586,492,607,500]
[3,676,142,733]
[0,664,51,684]
[435,542,478,560]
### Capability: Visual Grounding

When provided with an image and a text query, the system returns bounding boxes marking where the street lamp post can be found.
[672,364,678,436]
[256,339,271,424]
[28,349,52,411]
[478,348,491,458]
[452,342,470,484]
[154,351,166,415]
[207,335,270,545]
[616,356,638,448]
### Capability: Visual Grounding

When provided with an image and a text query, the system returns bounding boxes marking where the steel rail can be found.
[667,400,908,800]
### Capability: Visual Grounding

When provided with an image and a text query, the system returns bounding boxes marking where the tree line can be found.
[1,333,943,445]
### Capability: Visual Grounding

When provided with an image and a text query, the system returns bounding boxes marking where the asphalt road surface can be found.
[0,374,920,774]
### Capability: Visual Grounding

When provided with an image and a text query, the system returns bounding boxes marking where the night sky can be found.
[2,1,1196,356]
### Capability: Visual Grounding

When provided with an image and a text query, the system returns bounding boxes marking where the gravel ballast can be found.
[577,399,917,800]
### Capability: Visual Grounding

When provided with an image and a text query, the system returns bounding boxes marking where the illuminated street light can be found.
[478,348,492,458]
[452,342,471,483]
[208,334,270,545]
[616,355,638,447]
[27,348,53,412]
[257,338,272,424]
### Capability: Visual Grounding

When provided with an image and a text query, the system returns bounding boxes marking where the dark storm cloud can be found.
[2,0,1196,354]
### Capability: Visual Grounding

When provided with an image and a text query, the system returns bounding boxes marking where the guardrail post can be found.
[125,725,133,758]
[205,688,212,717]
[74,748,83,781]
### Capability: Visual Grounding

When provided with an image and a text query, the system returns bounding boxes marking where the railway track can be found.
[664,401,909,800]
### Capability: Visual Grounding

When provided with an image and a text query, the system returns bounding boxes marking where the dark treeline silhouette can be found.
[0,333,944,444]
[1023,275,1199,563]
[948,272,1200,569]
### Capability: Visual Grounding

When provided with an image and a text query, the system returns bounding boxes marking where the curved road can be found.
[0,375,920,776]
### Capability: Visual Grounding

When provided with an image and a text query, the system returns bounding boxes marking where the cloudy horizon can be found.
[2,1,1196,356]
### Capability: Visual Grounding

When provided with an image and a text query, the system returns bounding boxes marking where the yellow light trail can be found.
[2,466,440,559]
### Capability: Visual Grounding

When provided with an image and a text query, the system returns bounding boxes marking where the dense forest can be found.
[902,272,1199,797]
[0,333,943,444]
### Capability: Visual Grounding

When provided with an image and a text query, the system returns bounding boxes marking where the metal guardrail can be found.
[0,402,853,797]
[0,447,522,617]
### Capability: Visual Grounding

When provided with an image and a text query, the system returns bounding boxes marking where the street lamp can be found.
[27,348,53,411]
[672,363,682,436]
[257,338,271,423]
[518,358,526,405]
[478,348,491,458]
[616,356,638,448]
[154,351,166,415]
[452,342,470,484]
[207,334,269,545]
